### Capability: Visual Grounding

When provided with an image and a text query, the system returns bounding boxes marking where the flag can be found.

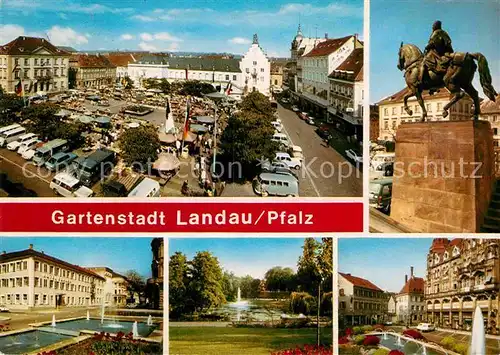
[12,63,19,73]
[185,68,188,80]
[28,81,34,93]
[14,80,23,97]
[182,97,191,141]
[225,82,232,96]
[212,71,215,83]
[165,96,175,134]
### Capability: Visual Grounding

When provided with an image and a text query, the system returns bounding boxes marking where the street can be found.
[276,104,362,197]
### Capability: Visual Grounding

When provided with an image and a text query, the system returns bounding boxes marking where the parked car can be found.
[50,173,95,197]
[345,149,363,164]
[17,138,41,155]
[271,133,290,148]
[384,321,393,326]
[261,160,299,180]
[289,145,304,163]
[271,120,283,133]
[6,133,37,151]
[307,117,315,125]
[369,178,393,214]
[44,152,78,172]
[253,172,299,197]
[275,152,301,170]
[0,305,9,312]
[315,127,332,141]
[292,106,300,112]
[416,323,435,332]
[299,112,308,120]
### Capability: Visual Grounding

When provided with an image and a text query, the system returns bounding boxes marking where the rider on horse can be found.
[419,20,454,86]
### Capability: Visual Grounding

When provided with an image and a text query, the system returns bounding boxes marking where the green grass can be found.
[170,326,333,355]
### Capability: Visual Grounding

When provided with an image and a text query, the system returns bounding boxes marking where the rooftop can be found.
[0,36,71,56]
[480,95,500,114]
[0,247,105,280]
[399,276,425,295]
[105,53,136,67]
[340,272,383,292]
[329,47,364,82]
[377,87,454,105]
[134,55,241,73]
[71,54,116,68]
[303,35,353,58]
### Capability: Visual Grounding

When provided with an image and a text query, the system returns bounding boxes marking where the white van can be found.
[0,124,21,136]
[50,173,95,197]
[32,139,69,166]
[271,120,283,133]
[128,177,161,197]
[7,133,37,151]
[271,133,289,148]
[0,126,27,147]
[253,172,299,197]
[371,153,395,170]
[17,138,41,155]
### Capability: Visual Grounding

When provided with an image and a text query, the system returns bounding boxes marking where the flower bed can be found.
[123,105,154,116]
[402,329,424,340]
[271,344,333,355]
[50,331,162,355]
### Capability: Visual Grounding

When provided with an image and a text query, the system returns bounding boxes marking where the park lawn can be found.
[169,326,333,355]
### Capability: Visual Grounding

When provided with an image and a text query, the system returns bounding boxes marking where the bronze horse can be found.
[397,43,497,121]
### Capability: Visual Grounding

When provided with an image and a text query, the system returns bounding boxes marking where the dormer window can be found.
[452,246,460,257]
[444,251,449,260]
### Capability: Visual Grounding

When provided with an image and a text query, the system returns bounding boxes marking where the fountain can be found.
[470,305,486,355]
[100,300,105,324]
[132,321,139,338]
[86,310,90,321]
[383,332,388,340]
[396,335,403,346]
[147,315,153,326]
[237,287,241,302]
[51,315,56,327]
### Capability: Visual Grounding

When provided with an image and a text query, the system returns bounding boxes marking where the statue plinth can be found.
[390,120,495,233]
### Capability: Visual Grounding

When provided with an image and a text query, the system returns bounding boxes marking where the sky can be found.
[169,237,320,279]
[0,237,154,278]
[338,238,432,293]
[370,0,500,102]
[0,0,363,58]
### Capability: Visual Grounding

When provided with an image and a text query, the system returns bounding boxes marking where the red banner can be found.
[0,201,362,233]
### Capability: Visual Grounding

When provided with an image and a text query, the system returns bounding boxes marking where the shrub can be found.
[453,343,469,355]
[353,326,363,335]
[388,351,404,355]
[289,292,317,315]
[354,335,365,345]
[321,292,333,317]
[363,335,380,347]
[440,336,456,349]
[271,345,333,355]
[402,329,423,339]
[373,349,390,355]
[373,324,385,331]
[362,325,374,333]
[339,336,350,345]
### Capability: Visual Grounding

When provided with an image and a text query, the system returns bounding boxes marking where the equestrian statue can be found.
[397,20,497,122]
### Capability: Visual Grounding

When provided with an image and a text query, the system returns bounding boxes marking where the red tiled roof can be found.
[303,35,352,57]
[340,272,383,291]
[0,249,105,280]
[105,53,136,67]
[0,36,71,56]
[399,276,425,294]
[481,95,500,114]
[355,66,363,82]
[377,87,455,105]
[329,48,364,82]
[71,54,116,68]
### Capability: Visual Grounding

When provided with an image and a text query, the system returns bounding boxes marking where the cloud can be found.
[229,37,251,45]
[58,13,68,20]
[140,33,154,41]
[121,34,134,40]
[0,24,26,44]
[138,42,157,51]
[46,26,89,46]
[4,0,133,14]
[131,15,156,22]
[139,32,182,42]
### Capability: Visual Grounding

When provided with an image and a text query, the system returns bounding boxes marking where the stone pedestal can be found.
[390,120,494,233]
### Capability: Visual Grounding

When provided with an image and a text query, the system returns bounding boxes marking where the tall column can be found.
[488,296,493,331]
[459,298,463,327]
[27,257,35,308]
[440,301,443,326]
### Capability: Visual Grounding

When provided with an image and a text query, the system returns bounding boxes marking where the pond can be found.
[53,318,157,337]
[377,334,443,355]
[0,330,73,354]
[211,300,289,322]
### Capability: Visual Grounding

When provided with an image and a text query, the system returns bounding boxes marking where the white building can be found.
[105,53,137,80]
[0,245,105,310]
[0,36,71,94]
[395,266,426,325]
[239,34,271,96]
[87,267,130,307]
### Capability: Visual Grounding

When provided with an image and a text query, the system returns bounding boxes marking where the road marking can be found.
[1,154,52,184]
[278,109,321,197]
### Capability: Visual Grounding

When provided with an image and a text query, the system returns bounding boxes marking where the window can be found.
[260,68,264,72]
[225,75,229,80]
[384,108,389,116]
[232,75,237,81]
[437,103,442,111]
[252,61,257,66]
[392,107,397,115]
[24,277,29,286]
[35,261,39,271]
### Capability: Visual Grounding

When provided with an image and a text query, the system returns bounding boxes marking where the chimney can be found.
[411,266,414,278]
[29,244,33,250]
[405,274,408,284]
[325,33,328,39]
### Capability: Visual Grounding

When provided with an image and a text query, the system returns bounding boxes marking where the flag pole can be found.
[181,96,189,151]
[212,104,217,177]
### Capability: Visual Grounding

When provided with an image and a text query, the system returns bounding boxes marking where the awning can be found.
[93,116,111,124]
[77,115,94,124]
[158,132,177,144]
[204,92,227,100]
[194,116,215,124]
[86,95,101,101]
[153,153,180,171]
[55,109,71,117]
[190,124,208,133]
[126,122,140,129]
[177,131,197,142]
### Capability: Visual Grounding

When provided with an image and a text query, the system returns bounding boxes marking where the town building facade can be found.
[377,88,474,142]
[0,245,105,310]
[105,53,137,80]
[69,54,116,89]
[425,238,499,334]
[0,36,70,94]
[480,95,500,174]
[395,267,425,325]
[270,61,285,92]
[147,238,164,310]
[338,272,388,326]
[86,267,130,307]
[239,34,271,96]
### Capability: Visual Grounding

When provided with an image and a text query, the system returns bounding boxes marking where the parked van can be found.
[0,126,27,147]
[0,124,21,136]
[73,148,116,186]
[371,152,395,170]
[6,133,37,151]
[49,172,95,197]
[17,138,41,155]
[32,139,69,166]
[128,177,161,197]
[271,120,283,133]
[271,133,289,148]
[369,178,393,214]
[253,172,299,197]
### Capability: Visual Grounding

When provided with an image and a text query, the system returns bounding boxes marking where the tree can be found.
[249,278,262,298]
[264,266,296,292]
[143,78,170,93]
[118,125,161,165]
[187,251,225,312]
[22,103,60,140]
[221,271,239,302]
[178,80,216,97]
[125,270,146,291]
[169,252,189,318]
[123,76,134,90]
[239,91,275,117]
[0,93,24,126]
[296,238,334,295]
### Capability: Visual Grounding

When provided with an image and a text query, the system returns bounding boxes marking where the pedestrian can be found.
[175,140,181,154]
[207,137,213,148]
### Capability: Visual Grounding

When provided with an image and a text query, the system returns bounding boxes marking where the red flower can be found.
[402,329,424,340]
[388,351,405,355]
[339,336,349,344]
[363,335,381,346]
